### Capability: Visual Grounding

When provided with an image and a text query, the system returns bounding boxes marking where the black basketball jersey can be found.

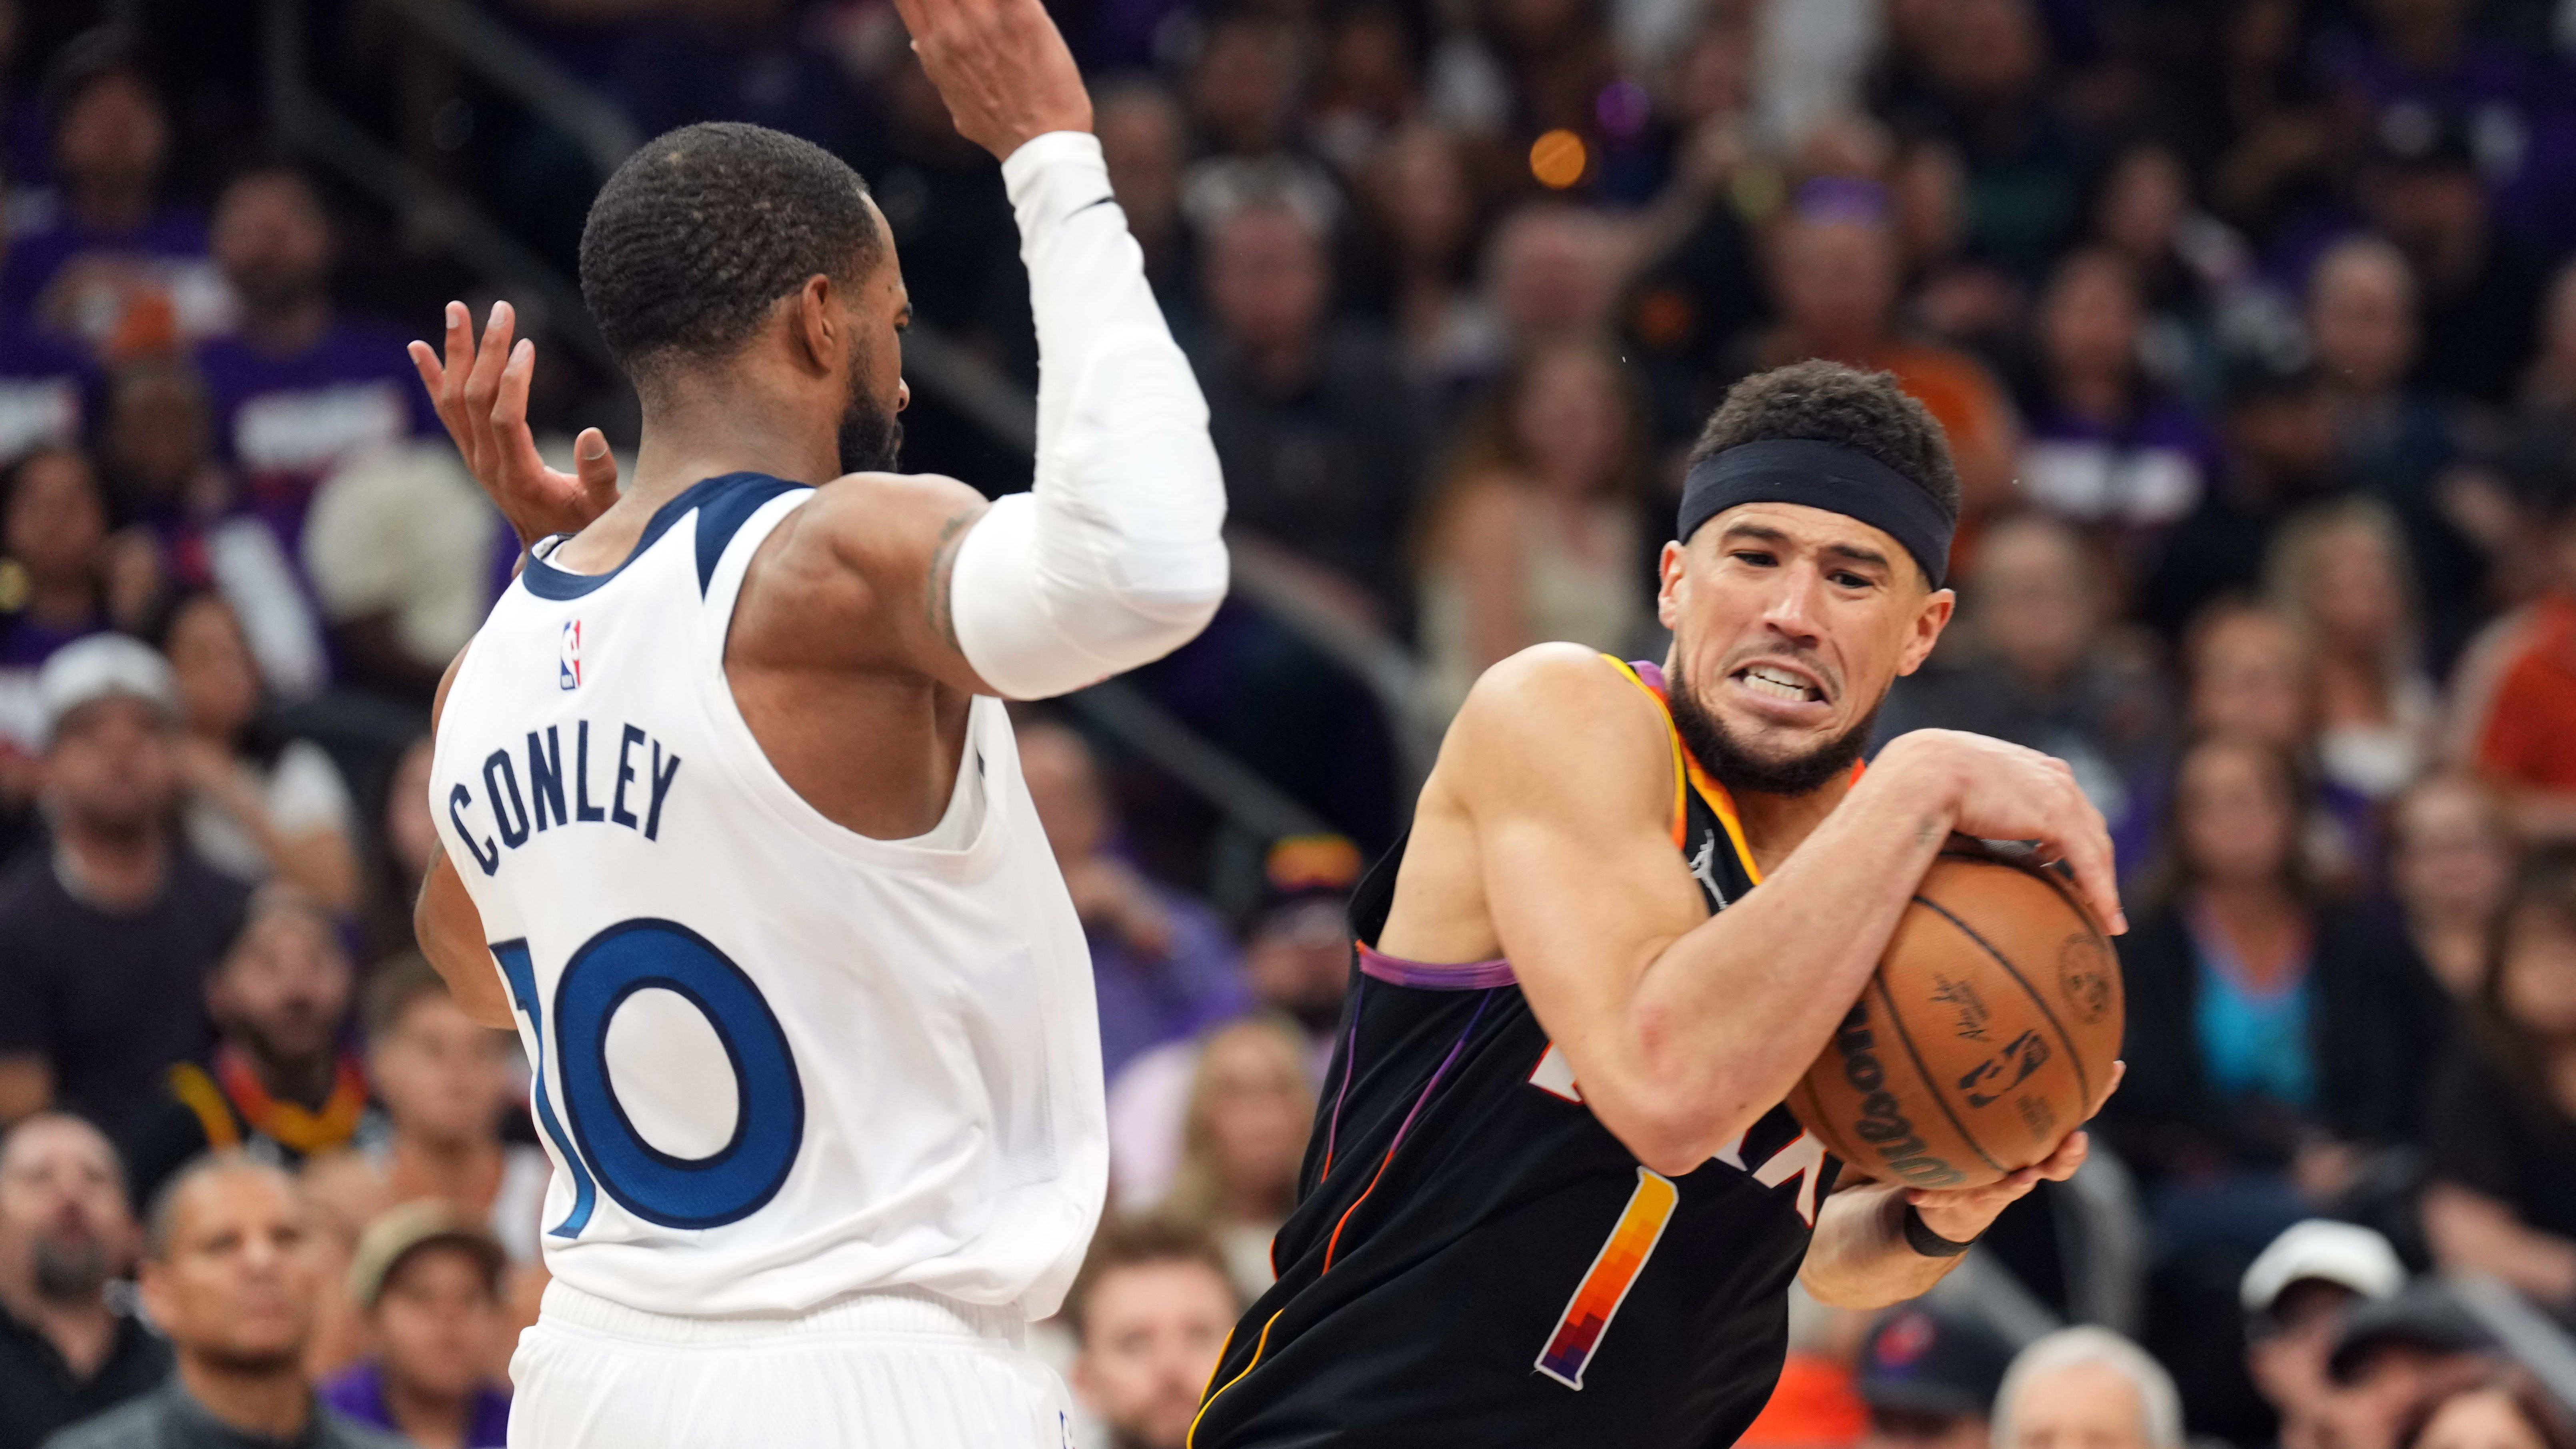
[1188,657,1844,1449]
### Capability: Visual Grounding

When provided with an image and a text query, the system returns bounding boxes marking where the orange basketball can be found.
[1786,849,2123,1191]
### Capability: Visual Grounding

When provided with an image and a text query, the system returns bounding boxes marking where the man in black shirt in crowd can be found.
[42,1156,402,1449]
[0,636,246,1135]
[122,889,381,1208]
[0,1116,168,1449]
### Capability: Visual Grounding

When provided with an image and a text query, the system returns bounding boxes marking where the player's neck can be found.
[622,386,842,509]
[1730,772,1857,878]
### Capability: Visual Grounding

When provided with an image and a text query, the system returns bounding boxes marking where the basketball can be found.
[1787,848,2123,1192]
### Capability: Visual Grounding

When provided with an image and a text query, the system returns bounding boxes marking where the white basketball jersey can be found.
[429,472,1106,1320]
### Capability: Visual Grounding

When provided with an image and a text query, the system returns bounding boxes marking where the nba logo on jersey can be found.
[559,620,584,690]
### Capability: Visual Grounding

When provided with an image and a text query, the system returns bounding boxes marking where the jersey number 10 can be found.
[492,920,807,1235]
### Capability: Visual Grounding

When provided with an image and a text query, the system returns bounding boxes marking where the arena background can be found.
[0,1,2574,1447]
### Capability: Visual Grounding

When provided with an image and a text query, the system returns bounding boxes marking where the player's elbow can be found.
[1596,1091,1754,1179]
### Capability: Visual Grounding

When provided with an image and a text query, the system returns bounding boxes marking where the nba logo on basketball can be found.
[559,620,584,690]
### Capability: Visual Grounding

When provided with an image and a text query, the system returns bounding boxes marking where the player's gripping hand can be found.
[1870,727,2125,935]
[408,299,620,550]
[891,0,1092,160]
[1907,1061,2124,1243]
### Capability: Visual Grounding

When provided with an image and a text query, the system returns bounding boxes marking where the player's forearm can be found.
[1606,754,1962,1167]
[945,132,1226,700]
[1799,1182,1961,1307]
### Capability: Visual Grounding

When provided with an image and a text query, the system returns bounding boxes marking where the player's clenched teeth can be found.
[1735,664,1822,702]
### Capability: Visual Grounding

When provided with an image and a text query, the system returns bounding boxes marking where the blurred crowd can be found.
[1,0,2575,1446]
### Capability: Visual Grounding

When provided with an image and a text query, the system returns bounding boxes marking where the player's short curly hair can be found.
[579,122,882,388]
[1686,360,1962,521]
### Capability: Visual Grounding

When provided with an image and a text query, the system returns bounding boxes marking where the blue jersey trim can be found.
[518,472,810,601]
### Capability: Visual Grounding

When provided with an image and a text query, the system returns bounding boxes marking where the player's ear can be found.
[790,274,836,376]
[1895,584,1954,677]
[1653,539,1688,632]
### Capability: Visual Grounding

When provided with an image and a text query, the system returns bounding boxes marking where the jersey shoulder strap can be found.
[1598,654,1762,886]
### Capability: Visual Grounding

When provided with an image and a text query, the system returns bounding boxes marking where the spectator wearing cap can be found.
[1738,177,2020,523]
[1993,1327,2185,1449]
[120,885,383,1207]
[2317,1285,2497,1449]
[1060,1216,1242,1449]
[41,1155,404,1449]
[1108,835,1358,1211]
[1852,1305,2012,1449]
[316,1204,511,1449]
[1020,721,1249,1082]
[192,163,439,566]
[2240,1220,2408,1449]
[0,30,226,359]
[0,634,246,1134]
[0,1115,168,1449]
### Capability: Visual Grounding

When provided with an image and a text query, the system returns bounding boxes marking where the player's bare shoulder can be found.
[1439,642,1674,819]
[734,470,991,681]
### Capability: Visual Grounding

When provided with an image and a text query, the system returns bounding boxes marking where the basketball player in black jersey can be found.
[1188,361,2126,1449]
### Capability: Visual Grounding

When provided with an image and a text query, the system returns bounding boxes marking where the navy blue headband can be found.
[1677,438,1955,588]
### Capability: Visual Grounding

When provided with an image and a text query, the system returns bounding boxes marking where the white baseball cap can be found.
[2240,1219,2407,1316]
[36,634,177,747]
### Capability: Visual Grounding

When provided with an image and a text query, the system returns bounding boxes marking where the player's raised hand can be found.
[890,0,1092,160]
[1874,728,2125,935]
[409,300,620,549]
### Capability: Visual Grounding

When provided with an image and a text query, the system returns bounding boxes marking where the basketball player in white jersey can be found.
[400,0,1224,1439]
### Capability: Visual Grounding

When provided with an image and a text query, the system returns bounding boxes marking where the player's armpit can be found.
[416,849,513,1030]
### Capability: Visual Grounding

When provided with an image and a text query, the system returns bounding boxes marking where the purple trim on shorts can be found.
[1630,659,1667,692]
[1356,944,1518,990]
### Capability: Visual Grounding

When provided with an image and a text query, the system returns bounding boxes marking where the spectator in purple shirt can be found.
[318,1204,512,1449]
[0,30,226,360]
[2016,246,2222,546]
[1020,720,1250,1080]
[192,163,436,562]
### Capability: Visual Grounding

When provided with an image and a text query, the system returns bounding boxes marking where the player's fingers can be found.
[406,341,448,424]
[463,303,518,479]
[2037,1131,2089,1181]
[573,428,620,501]
[433,302,478,460]
[2090,1060,2126,1118]
[2054,789,2124,934]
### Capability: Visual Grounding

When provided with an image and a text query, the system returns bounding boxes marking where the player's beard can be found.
[837,369,904,474]
[1666,655,1879,798]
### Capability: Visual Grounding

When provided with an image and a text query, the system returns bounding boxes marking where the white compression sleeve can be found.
[947,130,1228,700]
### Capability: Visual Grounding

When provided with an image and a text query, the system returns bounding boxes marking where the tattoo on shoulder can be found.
[924,505,982,652]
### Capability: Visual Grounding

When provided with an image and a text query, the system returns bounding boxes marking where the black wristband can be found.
[1903,1204,1977,1258]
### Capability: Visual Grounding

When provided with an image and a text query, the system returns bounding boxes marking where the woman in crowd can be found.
[1413,336,1650,726]
[1358,122,1497,402]
[160,588,359,910]
[1156,1015,1315,1302]
[2104,733,2430,1253]
[2384,773,2518,1004]
[2399,1367,2576,1449]
[2419,847,2576,1316]
[2268,499,2435,801]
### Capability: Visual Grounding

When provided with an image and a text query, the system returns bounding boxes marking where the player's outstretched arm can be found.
[1456,648,2118,1177]
[877,0,1228,700]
